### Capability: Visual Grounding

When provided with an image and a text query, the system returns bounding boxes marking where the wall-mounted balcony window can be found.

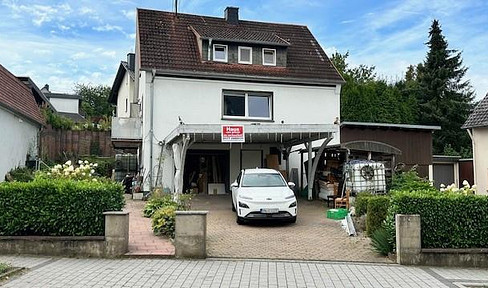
[262,48,276,66]
[238,46,252,64]
[213,44,228,62]
[223,90,272,121]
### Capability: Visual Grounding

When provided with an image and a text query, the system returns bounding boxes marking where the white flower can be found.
[92,178,97,182]
[78,160,83,165]
[65,160,72,166]
[440,184,446,188]
[94,163,98,167]
[64,171,69,176]
[463,180,469,187]
[472,184,477,189]
[90,169,95,174]
[82,172,86,176]
[84,160,88,164]
[47,172,51,175]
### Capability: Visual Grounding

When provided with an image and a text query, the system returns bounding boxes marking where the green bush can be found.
[144,194,192,218]
[366,196,390,236]
[4,167,34,182]
[0,179,125,236]
[0,262,10,274]
[355,192,373,216]
[152,206,177,238]
[391,169,437,193]
[370,227,394,256]
[41,108,74,130]
[80,156,115,178]
[386,190,488,249]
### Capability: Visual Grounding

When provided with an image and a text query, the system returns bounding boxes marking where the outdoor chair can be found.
[335,189,350,209]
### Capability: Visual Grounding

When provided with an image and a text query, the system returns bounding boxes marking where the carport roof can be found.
[164,124,337,146]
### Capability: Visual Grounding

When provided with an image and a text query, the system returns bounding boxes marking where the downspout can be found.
[149,69,156,192]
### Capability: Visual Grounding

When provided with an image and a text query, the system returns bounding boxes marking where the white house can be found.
[463,93,488,195]
[111,7,344,198]
[0,64,44,180]
[41,84,84,122]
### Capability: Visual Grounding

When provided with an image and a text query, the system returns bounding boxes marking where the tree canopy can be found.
[75,84,113,119]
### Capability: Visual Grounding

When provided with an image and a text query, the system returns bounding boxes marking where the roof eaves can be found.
[146,68,344,86]
[109,62,128,104]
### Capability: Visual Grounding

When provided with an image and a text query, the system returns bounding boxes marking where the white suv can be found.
[231,168,297,224]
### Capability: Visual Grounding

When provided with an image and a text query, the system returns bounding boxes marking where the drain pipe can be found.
[149,69,156,193]
[467,128,476,190]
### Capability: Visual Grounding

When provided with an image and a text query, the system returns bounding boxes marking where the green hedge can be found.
[355,192,373,216]
[366,196,390,236]
[387,191,488,248]
[0,179,125,236]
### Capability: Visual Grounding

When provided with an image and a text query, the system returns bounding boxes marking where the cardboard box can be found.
[266,154,279,170]
[208,183,226,195]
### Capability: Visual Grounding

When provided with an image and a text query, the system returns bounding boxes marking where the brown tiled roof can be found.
[462,93,488,129]
[191,25,290,46]
[137,9,344,84]
[0,64,44,125]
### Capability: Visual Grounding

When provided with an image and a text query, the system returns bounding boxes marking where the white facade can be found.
[471,127,488,194]
[116,71,135,118]
[0,106,40,181]
[138,71,341,191]
[48,97,79,114]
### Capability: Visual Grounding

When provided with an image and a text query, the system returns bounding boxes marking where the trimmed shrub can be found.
[366,196,390,236]
[4,167,34,182]
[144,194,192,218]
[152,206,177,238]
[386,190,488,249]
[355,192,373,216]
[0,179,125,236]
[391,169,437,193]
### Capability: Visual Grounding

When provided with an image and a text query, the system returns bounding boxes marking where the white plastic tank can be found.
[344,160,386,194]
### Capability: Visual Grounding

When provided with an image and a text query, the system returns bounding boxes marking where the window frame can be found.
[262,48,277,66]
[213,44,228,63]
[222,90,273,121]
[238,46,253,64]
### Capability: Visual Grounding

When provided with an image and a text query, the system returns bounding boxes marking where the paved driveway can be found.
[192,195,391,263]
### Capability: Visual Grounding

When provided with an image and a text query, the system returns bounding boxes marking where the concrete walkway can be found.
[124,199,175,257]
[1,255,488,287]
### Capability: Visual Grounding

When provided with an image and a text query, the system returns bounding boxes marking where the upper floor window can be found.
[238,46,252,64]
[223,90,272,120]
[262,48,276,66]
[213,44,228,62]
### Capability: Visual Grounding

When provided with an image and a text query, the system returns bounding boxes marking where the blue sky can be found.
[1,0,487,100]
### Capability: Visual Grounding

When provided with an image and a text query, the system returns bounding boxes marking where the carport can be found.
[163,123,337,199]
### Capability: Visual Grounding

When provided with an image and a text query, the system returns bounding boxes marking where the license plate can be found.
[260,208,279,214]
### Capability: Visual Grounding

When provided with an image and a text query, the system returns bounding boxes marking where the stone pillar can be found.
[175,211,208,258]
[104,211,129,257]
[396,214,421,265]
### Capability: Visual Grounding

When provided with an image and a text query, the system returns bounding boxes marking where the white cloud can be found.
[2,1,72,26]
[121,9,135,20]
[93,24,124,32]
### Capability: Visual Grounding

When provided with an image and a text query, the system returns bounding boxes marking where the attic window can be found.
[262,48,276,66]
[238,46,252,64]
[213,44,228,62]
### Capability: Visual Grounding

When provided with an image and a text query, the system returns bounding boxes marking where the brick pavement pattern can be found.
[3,256,488,287]
[192,195,389,263]
[124,199,175,256]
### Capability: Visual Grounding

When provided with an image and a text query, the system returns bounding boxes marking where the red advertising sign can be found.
[221,125,245,143]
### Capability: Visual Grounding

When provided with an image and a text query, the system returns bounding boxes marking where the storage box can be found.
[207,183,226,195]
[327,208,348,220]
[266,154,279,170]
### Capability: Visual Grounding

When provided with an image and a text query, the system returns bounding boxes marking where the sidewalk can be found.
[2,255,488,287]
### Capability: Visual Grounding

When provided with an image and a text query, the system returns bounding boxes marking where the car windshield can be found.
[241,173,287,187]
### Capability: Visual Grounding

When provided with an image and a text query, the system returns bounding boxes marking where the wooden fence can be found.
[40,126,114,161]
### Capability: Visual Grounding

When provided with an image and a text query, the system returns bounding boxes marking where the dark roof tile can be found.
[137,9,343,84]
[463,93,488,129]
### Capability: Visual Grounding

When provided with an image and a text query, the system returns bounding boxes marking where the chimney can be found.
[224,7,239,25]
[127,53,135,71]
[41,84,50,93]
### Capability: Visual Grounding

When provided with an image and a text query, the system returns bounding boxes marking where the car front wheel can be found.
[236,216,245,225]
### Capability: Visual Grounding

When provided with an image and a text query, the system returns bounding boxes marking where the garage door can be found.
[433,163,454,189]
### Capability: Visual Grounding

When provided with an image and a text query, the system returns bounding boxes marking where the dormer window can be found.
[238,46,252,64]
[262,48,276,66]
[213,44,228,62]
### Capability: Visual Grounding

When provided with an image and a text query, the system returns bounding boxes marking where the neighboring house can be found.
[462,93,488,195]
[109,53,141,151]
[111,7,344,197]
[41,84,85,122]
[0,64,44,180]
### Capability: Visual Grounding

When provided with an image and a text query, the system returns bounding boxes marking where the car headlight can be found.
[289,201,297,208]
[239,201,249,208]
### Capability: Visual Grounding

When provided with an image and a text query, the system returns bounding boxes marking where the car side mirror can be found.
[288,182,295,188]
[231,181,238,188]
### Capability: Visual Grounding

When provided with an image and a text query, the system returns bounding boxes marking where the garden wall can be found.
[40,126,114,160]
